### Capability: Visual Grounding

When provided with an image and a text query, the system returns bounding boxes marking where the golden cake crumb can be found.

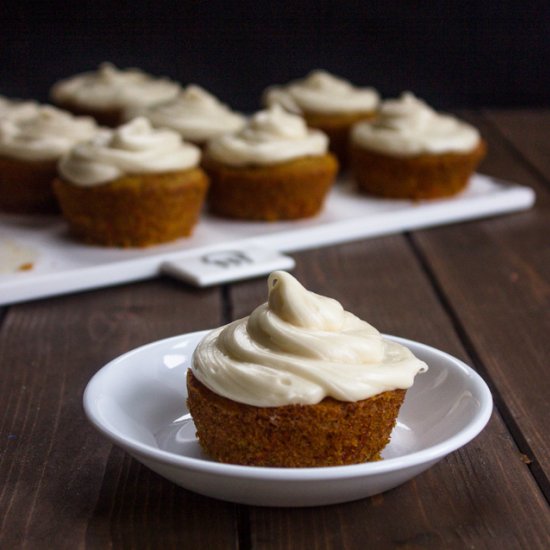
[204,154,338,221]
[187,370,405,467]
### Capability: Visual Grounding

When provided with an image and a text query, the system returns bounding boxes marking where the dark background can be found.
[2,1,549,113]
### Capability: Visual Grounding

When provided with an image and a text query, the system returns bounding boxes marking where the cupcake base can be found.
[204,154,338,221]
[53,169,208,247]
[351,140,487,199]
[304,111,376,169]
[0,155,59,214]
[187,370,406,467]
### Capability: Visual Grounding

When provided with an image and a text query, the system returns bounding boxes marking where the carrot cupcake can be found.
[50,63,181,127]
[54,117,208,247]
[264,70,380,167]
[126,85,246,147]
[203,105,338,221]
[188,270,428,467]
[0,104,98,213]
[350,92,487,199]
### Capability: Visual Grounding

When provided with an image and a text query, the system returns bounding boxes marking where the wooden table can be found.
[1,110,549,549]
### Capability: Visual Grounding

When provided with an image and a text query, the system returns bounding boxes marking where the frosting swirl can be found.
[58,117,200,186]
[127,85,246,143]
[0,96,41,122]
[50,62,181,110]
[206,105,328,166]
[264,70,379,115]
[352,92,481,156]
[192,271,428,407]
[0,105,98,162]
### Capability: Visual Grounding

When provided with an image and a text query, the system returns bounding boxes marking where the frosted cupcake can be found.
[203,105,338,220]
[0,104,98,213]
[54,117,208,247]
[188,271,428,467]
[350,93,487,199]
[126,85,246,147]
[264,70,380,167]
[50,63,181,127]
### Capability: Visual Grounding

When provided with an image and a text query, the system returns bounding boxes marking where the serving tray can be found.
[0,173,535,305]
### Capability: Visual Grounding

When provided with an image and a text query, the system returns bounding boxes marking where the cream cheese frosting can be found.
[0,96,41,122]
[192,271,428,407]
[0,105,98,162]
[50,62,181,110]
[58,117,201,186]
[206,105,328,166]
[127,85,246,143]
[264,70,380,115]
[351,92,481,156]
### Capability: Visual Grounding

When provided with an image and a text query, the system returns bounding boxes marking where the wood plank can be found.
[410,111,550,495]
[230,241,550,549]
[0,279,238,549]
[483,109,550,188]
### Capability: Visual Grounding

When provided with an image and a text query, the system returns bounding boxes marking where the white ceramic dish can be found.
[83,330,493,507]
[1,174,535,305]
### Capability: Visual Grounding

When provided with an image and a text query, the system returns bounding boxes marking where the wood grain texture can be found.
[0,279,237,549]
[482,109,550,189]
[230,242,550,549]
[411,112,550,495]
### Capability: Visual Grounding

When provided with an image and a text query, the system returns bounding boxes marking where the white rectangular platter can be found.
[0,173,535,305]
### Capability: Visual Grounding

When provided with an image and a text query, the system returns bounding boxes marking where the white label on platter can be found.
[161,246,295,286]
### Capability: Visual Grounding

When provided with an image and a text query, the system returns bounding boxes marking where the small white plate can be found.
[83,331,492,507]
